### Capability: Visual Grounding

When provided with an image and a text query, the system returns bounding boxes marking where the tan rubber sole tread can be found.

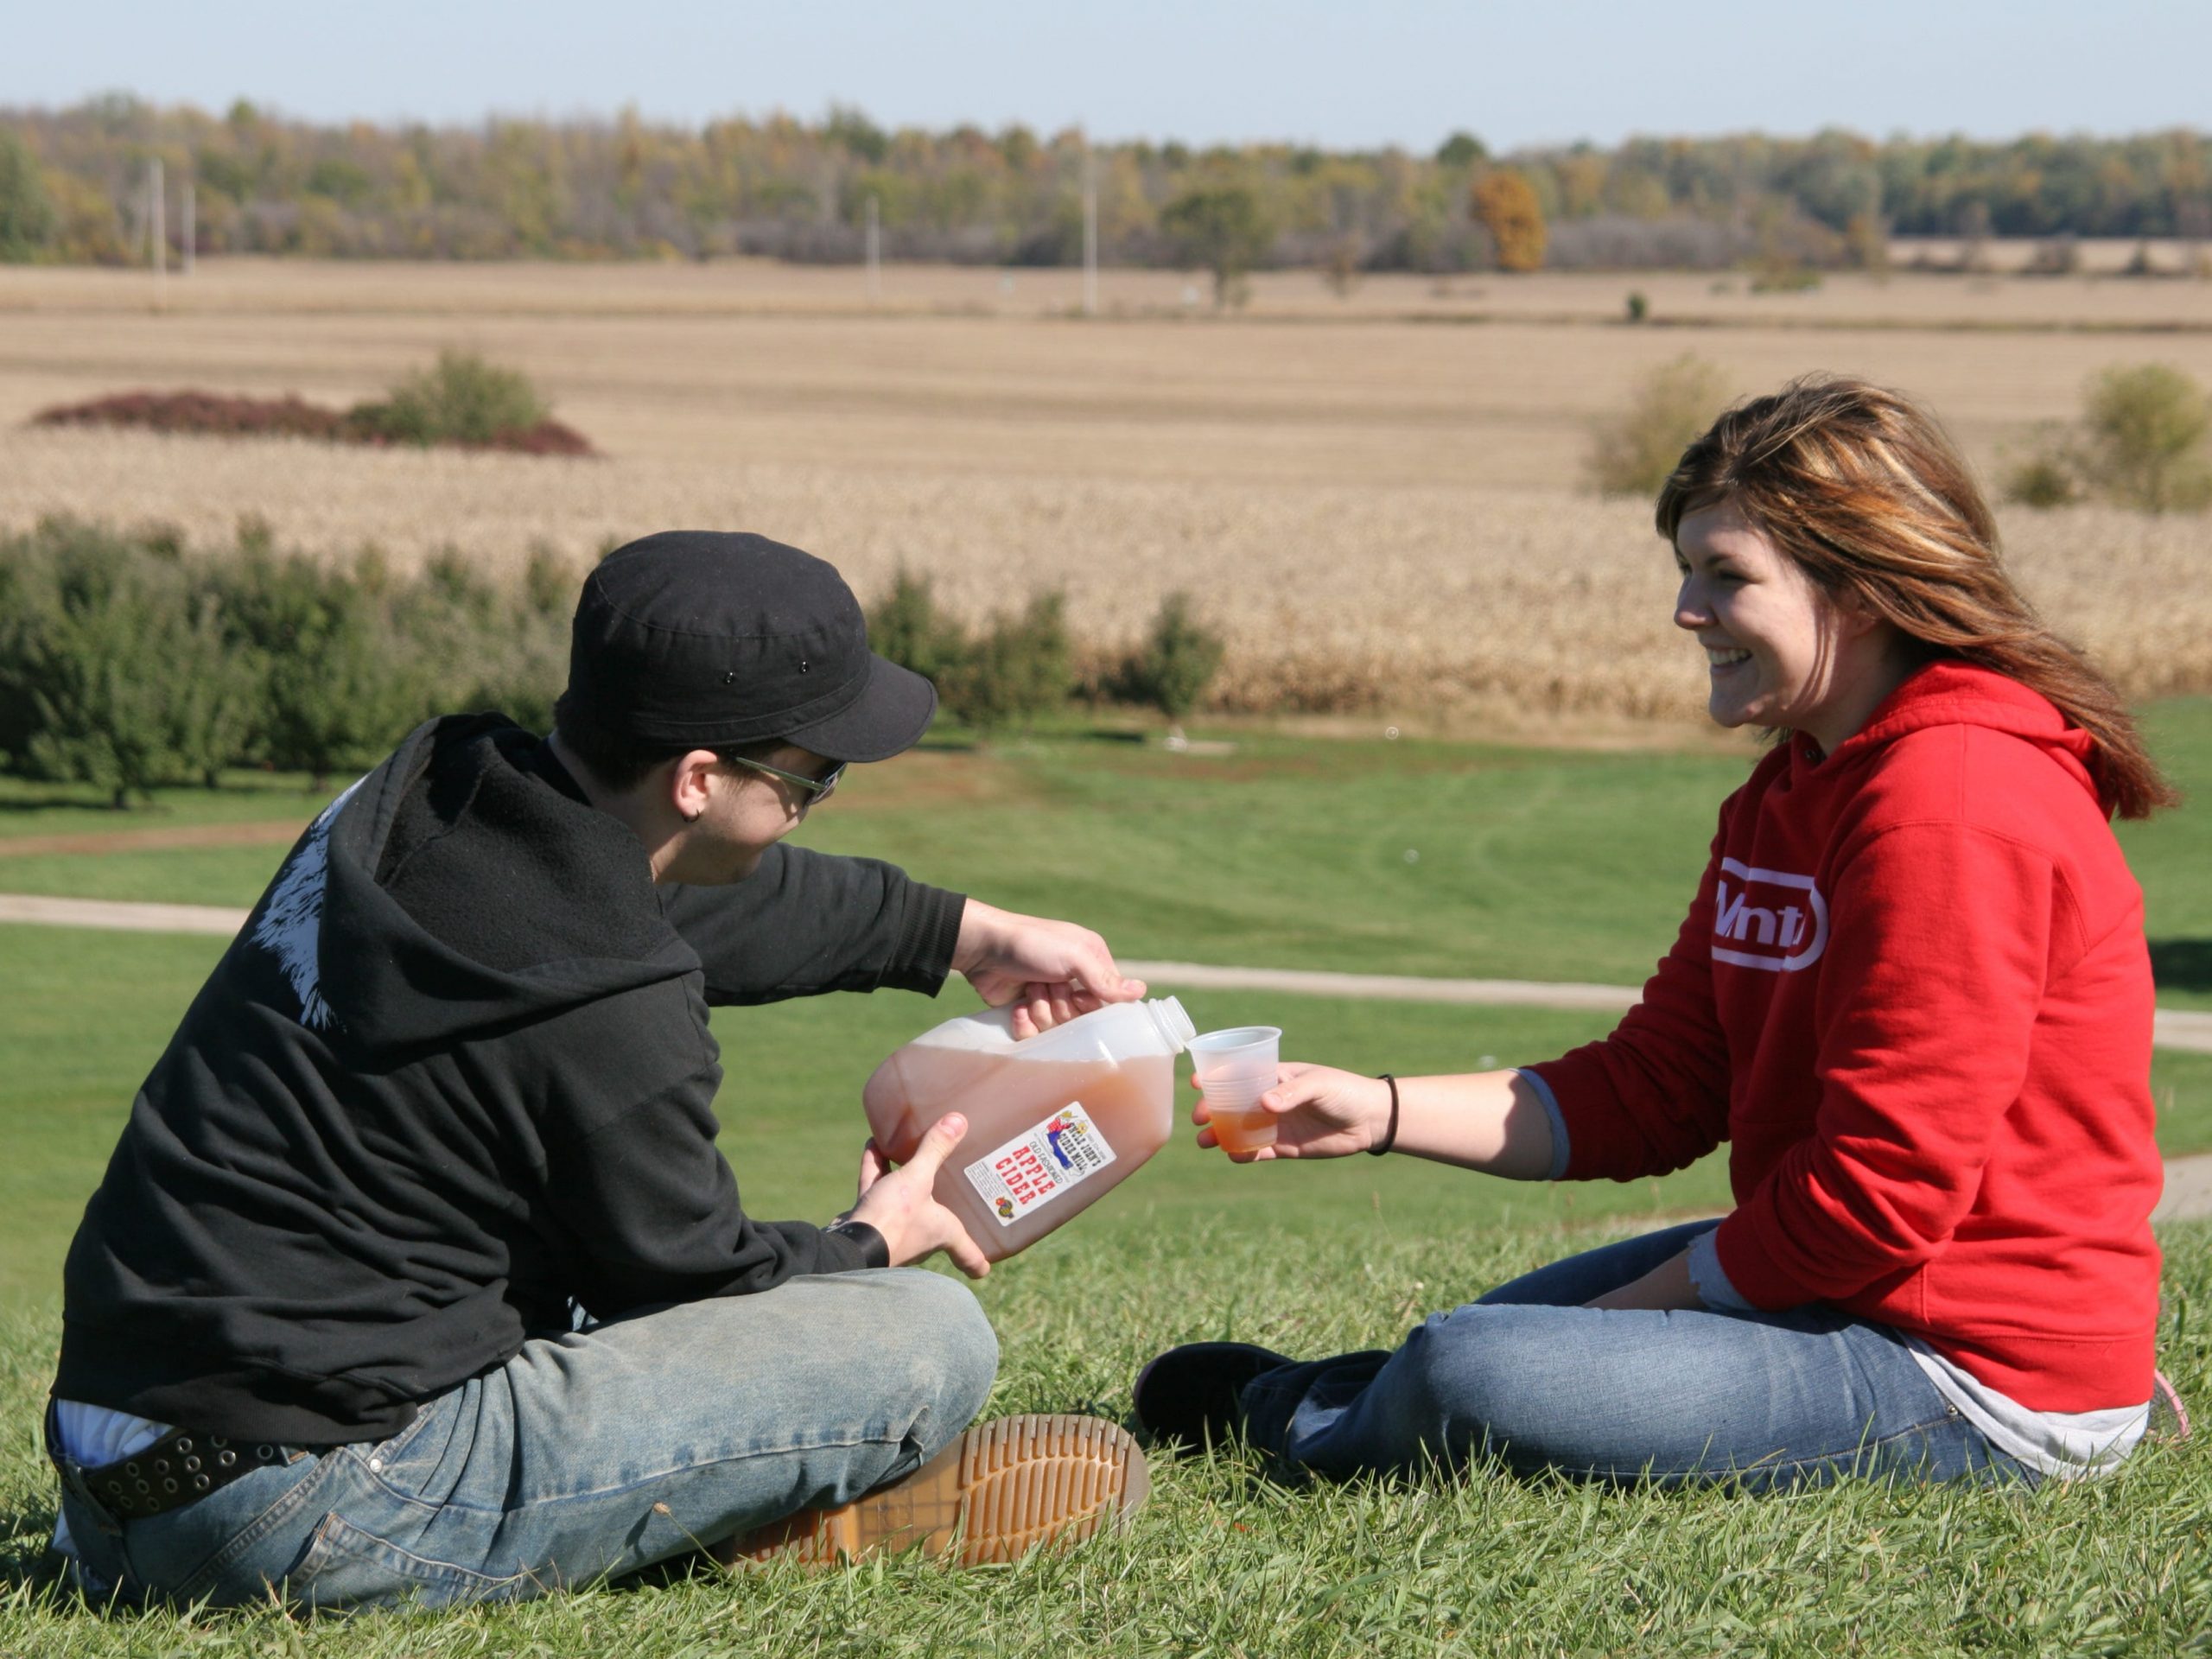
[716,1414,1148,1568]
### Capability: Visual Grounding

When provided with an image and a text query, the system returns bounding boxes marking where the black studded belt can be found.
[72,1430,311,1522]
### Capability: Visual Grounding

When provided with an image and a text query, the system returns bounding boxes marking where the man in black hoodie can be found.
[46,531,1151,1608]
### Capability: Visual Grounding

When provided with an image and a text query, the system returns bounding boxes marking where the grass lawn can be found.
[3,709,2210,1652]
[8,924,2212,1306]
[5,1154,2211,1656]
[3,696,2209,1006]
[5,928,2212,1654]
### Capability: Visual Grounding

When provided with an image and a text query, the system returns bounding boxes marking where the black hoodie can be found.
[54,715,966,1444]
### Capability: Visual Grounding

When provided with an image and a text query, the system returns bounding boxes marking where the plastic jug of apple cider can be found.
[861,996,1197,1262]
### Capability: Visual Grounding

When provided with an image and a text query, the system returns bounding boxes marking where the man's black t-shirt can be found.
[54,715,965,1444]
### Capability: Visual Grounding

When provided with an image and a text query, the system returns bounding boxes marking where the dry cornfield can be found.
[3,258,2210,727]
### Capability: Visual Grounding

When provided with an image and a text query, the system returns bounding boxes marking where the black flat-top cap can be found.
[558,531,935,762]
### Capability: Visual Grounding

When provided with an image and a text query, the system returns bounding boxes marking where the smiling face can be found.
[1672,497,1910,754]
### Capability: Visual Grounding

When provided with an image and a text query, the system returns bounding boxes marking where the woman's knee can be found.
[1389,1306,1566,1454]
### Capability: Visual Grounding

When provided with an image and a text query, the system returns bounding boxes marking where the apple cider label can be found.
[963,1103,1118,1227]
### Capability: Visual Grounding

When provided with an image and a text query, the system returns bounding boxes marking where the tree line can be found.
[3,97,2209,276]
[0,520,1224,808]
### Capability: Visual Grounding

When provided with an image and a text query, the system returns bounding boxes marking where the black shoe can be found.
[1131,1342,1289,1451]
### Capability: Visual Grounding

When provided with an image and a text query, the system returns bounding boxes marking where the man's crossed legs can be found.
[54,1268,1137,1611]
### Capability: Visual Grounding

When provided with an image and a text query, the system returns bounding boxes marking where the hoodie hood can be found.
[1815,660,2105,813]
[245,715,697,1058]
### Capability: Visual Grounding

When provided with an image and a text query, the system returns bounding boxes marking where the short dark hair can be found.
[553,711,788,795]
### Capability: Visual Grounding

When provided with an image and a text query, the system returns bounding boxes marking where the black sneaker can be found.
[1131,1342,1289,1451]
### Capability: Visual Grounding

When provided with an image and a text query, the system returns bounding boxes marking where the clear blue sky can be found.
[7,0,2203,153]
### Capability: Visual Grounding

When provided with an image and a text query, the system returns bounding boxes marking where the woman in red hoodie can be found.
[1135,376,2178,1488]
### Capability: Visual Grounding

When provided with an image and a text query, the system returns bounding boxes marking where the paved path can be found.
[0,893,254,936]
[8,892,2212,1220]
[1116,957,2212,1052]
[4,894,2209,1053]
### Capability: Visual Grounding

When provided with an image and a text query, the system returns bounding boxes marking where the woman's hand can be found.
[848,1115,992,1279]
[1195,1062,1393,1162]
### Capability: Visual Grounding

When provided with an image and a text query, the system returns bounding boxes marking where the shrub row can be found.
[0,518,575,804]
[0,523,1226,807]
[867,570,1224,733]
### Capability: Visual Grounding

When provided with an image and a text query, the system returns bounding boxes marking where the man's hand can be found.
[953,899,1146,1038]
[847,1114,993,1279]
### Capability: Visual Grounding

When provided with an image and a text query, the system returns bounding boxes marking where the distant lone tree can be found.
[1160,184,1274,309]
[350,349,553,447]
[1471,169,1547,273]
[2082,363,2212,513]
[1586,355,1731,498]
[1434,131,1487,168]
[1116,593,1225,735]
[0,129,56,263]
[1321,232,1365,299]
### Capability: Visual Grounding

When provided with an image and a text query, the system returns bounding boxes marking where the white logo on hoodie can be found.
[1712,857,1827,972]
[251,778,365,1029]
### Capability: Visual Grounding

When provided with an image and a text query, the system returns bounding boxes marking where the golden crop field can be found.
[3,256,2209,726]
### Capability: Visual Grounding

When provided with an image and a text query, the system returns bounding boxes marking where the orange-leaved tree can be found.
[1471,168,1546,273]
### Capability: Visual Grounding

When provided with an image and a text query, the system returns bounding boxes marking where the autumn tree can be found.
[1471,168,1546,272]
[1160,183,1273,308]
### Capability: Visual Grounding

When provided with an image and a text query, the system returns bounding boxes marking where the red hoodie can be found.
[1530,662,2161,1411]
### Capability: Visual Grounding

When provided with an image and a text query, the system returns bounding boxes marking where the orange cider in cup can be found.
[1186,1025,1283,1159]
[1205,1099,1278,1156]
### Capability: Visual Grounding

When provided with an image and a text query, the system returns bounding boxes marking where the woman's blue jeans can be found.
[1238,1220,2033,1490]
[50,1268,998,1611]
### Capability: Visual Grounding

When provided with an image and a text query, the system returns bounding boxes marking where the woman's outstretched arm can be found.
[1195,1064,1559,1179]
[1209,1064,1713,1309]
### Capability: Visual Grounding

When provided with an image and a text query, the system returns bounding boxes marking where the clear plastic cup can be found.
[1189,1027,1281,1155]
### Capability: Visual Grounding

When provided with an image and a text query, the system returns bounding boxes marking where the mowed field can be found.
[4,257,2212,721]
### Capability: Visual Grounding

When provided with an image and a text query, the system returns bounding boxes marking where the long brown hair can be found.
[1656,375,2177,819]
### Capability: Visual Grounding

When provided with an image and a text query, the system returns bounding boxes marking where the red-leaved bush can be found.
[31,391,596,457]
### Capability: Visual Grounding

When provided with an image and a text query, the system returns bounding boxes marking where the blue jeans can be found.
[52,1268,997,1611]
[1239,1220,2033,1491]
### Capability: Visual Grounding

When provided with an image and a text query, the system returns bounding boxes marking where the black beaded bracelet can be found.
[1368,1073,1400,1156]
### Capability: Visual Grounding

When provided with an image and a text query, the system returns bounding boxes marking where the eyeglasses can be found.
[724,753,846,804]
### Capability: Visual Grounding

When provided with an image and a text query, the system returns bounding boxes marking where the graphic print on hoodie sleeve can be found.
[247,776,364,1031]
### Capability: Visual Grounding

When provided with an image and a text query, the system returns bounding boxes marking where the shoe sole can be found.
[715,1414,1149,1568]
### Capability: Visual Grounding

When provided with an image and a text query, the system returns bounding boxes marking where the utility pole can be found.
[865,195,881,303]
[148,157,166,311]
[1082,149,1099,318]
[181,178,195,276]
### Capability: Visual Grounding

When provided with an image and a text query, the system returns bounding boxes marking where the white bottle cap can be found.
[1147,995,1197,1051]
